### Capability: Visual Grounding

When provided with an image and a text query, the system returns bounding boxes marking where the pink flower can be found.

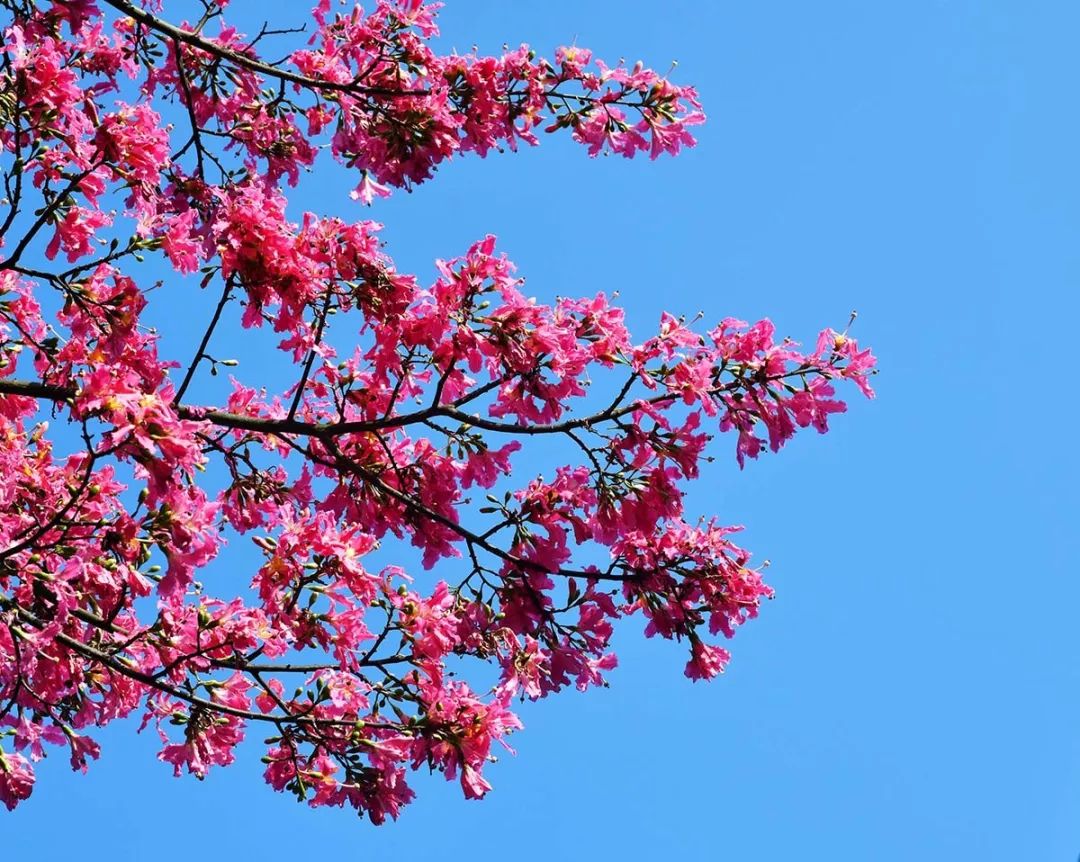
[684,641,731,682]
[461,765,493,800]
[350,172,392,205]
[45,206,112,262]
[159,209,202,273]
[0,750,35,811]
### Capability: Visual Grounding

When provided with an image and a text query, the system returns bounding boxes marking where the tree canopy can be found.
[0,0,874,820]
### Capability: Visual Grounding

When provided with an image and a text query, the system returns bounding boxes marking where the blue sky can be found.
[7,1,1080,859]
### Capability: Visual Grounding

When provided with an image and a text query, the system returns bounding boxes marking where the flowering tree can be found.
[0,0,875,820]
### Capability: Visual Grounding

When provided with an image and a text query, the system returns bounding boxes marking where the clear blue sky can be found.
[8,1,1080,859]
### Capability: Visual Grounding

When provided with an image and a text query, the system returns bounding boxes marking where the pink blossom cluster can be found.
[0,0,874,819]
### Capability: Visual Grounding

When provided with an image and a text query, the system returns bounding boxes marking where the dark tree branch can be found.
[100,0,429,98]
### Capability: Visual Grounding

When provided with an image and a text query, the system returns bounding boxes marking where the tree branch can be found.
[100,0,428,98]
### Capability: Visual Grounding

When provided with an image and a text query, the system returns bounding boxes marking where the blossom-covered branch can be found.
[0,0,874,820]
